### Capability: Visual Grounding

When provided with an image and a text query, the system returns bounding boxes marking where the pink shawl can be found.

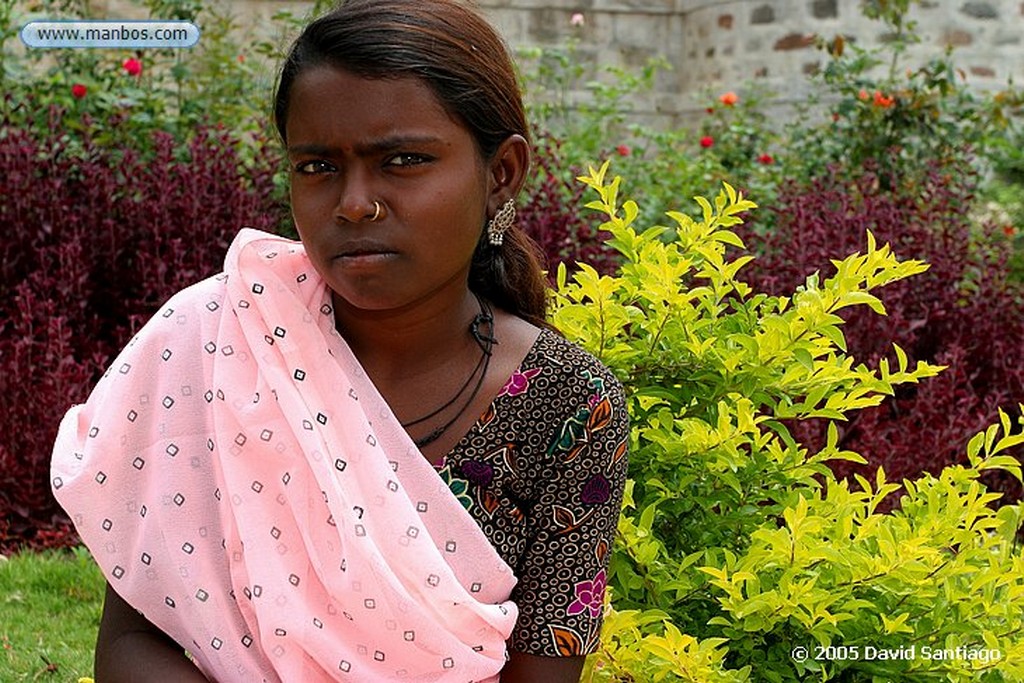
[52,228,518,681]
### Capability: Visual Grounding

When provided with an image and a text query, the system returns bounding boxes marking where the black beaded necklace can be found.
[401,295,496,448]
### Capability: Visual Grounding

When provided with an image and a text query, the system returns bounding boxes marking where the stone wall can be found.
[481,0,1024,128]
[43,0,1024,129]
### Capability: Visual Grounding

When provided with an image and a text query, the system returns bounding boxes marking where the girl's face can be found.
[285,65,494,314]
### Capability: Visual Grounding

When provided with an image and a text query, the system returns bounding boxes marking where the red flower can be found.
[757,153,774,165]
[700,136,714,148]
[706,107,715,114]
[873,90,894,108]
[615,144,631,157]
[1005,225,1018,237]
[122,57,142,77]
[858,89,870,101]
[719,91,739,106]
[71,83,87,99]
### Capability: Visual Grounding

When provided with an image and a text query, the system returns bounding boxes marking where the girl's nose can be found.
[333,172,384,224]
[334,197,384,224]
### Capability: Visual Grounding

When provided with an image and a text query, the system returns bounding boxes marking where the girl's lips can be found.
[334,240,397,259]
[333,247,399,268]
[337,249,394,257]
[338,252,396,260]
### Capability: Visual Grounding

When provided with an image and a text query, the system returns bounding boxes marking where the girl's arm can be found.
[95,582,209,682]
[502,651,585,683]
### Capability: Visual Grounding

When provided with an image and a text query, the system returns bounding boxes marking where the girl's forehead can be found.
[288,66,460,127]
[284,65,475,152]
[291,66,437,108]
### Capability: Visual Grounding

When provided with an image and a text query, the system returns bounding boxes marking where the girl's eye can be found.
[387,153,431,167]
[294,160,335,175]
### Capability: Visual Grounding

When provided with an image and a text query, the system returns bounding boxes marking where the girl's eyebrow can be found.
[287,134,445,157]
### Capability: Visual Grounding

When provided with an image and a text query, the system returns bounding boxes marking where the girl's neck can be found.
[332,287,481,381]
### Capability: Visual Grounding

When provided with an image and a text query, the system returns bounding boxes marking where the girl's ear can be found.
[486,134,531,217]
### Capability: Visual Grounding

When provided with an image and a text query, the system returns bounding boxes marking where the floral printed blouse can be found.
[435,328,629,657]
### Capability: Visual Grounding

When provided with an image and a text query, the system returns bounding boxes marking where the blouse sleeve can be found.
[507,359,629,657]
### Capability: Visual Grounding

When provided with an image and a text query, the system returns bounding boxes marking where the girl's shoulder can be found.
[516,328,624,399]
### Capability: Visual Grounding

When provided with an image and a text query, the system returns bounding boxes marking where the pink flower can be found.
[497,367,542,398]
[700,135,714,148]
[719,91,738,106]
[757,153,774,165]
[71,83,87,99]
[122,57,142,77]
[570,13,585,26]
[567,569,607,618]
[615,144,631,157]
[858,89,870,101]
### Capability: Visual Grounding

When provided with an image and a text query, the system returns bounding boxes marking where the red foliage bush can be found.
[739,163,1024,504]
[518,134,620,280]
[0,111,288,552]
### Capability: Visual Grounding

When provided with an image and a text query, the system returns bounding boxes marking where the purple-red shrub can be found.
[739,163,1024,505]
[518,134,620,280]
[0,113,288,552]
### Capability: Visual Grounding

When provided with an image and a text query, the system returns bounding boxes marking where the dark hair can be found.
[273,0,550,329]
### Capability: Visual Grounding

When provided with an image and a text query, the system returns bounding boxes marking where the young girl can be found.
[52,1,628,680]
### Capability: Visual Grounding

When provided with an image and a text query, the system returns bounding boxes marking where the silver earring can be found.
[487,200,516,246]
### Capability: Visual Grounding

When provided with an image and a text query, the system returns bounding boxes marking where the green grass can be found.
[0,547,104,682]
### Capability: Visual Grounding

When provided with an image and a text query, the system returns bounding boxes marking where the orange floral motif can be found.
[586,397,612,432]
[551,504,595,535]
[548,625,584,656]
[595,538,609,563]
[479,490,500,516]
[496,444,518,474]
[476,402,497,429]
[610,439,627,467]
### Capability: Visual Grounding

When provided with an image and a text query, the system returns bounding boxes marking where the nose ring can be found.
[370,201,383,222]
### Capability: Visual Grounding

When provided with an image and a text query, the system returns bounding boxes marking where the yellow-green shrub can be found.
[556,164,1024,682]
